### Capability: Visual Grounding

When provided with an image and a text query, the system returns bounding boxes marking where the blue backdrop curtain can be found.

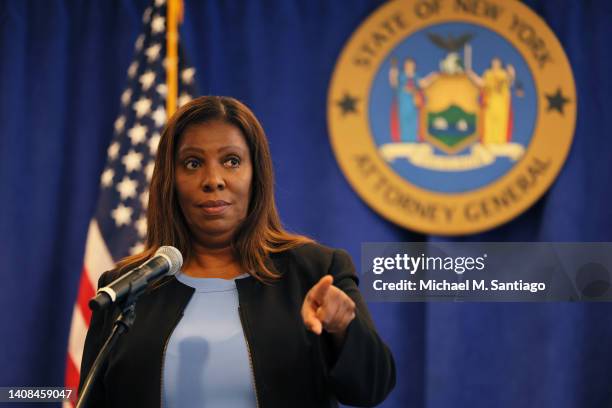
[1,0,611,407]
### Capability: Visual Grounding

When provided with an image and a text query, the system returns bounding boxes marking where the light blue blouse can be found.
[162,272,257,408]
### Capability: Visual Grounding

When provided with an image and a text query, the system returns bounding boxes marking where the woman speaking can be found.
[79,96,396,407]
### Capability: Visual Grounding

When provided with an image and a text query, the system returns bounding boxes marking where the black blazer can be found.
[79,243,396,407]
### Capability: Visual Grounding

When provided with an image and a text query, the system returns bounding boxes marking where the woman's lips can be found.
[198,200,230,215]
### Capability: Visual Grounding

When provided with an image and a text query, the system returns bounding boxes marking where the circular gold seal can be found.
[327,0,576,235]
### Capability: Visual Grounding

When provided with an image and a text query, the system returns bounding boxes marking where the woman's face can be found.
[174,120,253,247]
[404,60,415,76]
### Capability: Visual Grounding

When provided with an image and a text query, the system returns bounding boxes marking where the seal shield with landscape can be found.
[327,0,576,235]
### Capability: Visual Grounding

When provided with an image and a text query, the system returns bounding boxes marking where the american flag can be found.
[64,0,196,404]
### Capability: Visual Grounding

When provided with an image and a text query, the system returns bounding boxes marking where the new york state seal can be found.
[327,0,576,235]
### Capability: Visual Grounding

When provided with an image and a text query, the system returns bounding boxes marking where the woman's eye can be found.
[224,157,241,168]
[184,158,201,170]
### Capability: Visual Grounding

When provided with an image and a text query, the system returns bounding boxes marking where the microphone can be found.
[89,246,183,311]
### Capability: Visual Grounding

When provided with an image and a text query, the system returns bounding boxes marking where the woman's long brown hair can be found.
[115,96,312,280]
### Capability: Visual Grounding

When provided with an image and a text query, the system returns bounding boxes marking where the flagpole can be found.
[166,0,182,116]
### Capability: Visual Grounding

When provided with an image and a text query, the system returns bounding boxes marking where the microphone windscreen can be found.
[155,246,183,275]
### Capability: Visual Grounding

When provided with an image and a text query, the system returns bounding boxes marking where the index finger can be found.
[308,275,334,305]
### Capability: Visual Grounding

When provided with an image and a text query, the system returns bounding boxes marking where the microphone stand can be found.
[75,289,140,408]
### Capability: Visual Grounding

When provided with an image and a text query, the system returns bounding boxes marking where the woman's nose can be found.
[201,165,225,192]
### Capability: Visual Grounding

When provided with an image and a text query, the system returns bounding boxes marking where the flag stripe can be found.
[83,220,115,280]
[63,355,80,406]
[76,267,95,324]
[67,304,88,375]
